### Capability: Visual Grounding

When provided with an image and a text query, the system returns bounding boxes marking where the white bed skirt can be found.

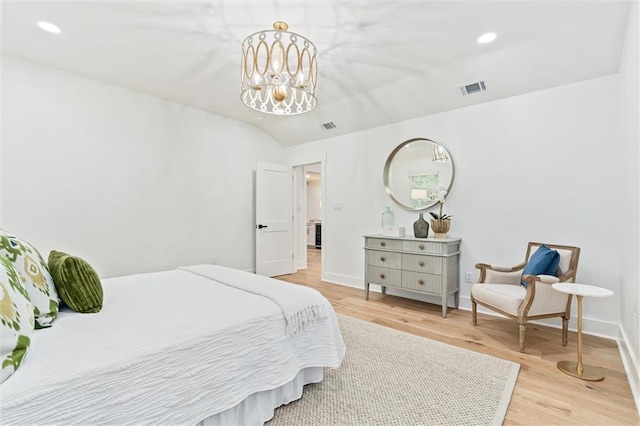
[197,367,323,426]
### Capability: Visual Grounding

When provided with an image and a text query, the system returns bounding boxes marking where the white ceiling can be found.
[1,1,631,146]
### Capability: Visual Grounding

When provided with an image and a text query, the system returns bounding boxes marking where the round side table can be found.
[552,283,614,381]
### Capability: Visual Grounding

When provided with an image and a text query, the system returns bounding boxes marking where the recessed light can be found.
[37,21,61,34]
[478,32,497,44]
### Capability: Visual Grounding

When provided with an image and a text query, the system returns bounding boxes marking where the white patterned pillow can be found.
[1,255,35,383]
[0,231,59,328]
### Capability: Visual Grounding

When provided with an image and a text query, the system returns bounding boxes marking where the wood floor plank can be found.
[276,248,640,425]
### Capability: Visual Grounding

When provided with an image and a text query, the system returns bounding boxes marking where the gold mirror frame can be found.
[383,138,455,211]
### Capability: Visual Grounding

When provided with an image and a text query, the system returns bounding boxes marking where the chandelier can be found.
[241,21,318,115]
[432,145,450,162]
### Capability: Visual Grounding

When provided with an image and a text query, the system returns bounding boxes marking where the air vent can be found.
[459,79,487,96]
[322,121,337,130]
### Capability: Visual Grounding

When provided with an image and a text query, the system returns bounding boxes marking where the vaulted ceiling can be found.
[1,1,631,146]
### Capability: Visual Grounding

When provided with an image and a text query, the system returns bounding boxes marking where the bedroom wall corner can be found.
[618,0,640,413]
[1,55,286,277]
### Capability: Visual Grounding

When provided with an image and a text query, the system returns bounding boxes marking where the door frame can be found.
[291,154,327,282]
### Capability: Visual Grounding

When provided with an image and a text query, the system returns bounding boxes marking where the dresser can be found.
[363,234,461,318]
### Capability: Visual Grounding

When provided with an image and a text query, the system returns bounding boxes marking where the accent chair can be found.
[470,242,581,352]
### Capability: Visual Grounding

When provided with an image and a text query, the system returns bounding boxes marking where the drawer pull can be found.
[418,244,425,250]
[418,261,425,267]
[380,256,386,262]
[418,279,424,285]
[380,241,386,247]
[380,273,386,279]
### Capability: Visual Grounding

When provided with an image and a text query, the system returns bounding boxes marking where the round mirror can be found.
[383,138,454,210]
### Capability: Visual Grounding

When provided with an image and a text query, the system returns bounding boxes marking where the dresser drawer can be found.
[402,254,443,274]
[366,250,402,269]
[366,238,402,251]
[402,271,442,293]
[401,240,444,254]
[366,266,402,287]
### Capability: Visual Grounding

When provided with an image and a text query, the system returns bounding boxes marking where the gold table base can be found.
[557,360,605,381]
[556,295,606,381]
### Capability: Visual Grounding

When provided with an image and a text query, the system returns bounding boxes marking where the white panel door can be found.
[256,162,294,277]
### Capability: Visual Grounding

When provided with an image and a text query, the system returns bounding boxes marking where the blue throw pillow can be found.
[521,245,560,287]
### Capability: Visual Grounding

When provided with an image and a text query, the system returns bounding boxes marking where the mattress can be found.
[0,268,346,425]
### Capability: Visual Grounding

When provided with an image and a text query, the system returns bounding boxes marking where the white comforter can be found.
[0,268,346,425]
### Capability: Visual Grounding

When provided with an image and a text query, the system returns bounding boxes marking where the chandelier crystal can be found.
[241,21,318,115]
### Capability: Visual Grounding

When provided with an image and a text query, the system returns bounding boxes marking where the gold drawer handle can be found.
[380,273,386,279]
[418,261,425,267]
[418,244,425,250]
[380,256,386,262]
[418,279,424,285]
[380,241,386,247]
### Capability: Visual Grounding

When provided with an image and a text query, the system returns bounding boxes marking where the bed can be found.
[0,264,346,425]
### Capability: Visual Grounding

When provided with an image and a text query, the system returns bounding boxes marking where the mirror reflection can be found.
[383,138,454,210]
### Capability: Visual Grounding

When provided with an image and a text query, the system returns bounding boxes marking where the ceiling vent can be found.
[322,121,337,130]
[459,79,487,96]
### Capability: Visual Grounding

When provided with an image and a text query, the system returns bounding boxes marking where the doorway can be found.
[293,162,322,272]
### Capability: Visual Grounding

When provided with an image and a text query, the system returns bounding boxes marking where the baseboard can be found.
[618,325,640,415]
[323,272,363,288]
[314,281,620,339]
[457,295,619,340]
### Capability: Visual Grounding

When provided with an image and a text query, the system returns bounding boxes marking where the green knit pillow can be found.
[48,251,103,313]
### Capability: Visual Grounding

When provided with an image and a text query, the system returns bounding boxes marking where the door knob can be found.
[257,224,268,229]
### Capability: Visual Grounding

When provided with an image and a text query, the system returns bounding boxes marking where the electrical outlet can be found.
[465,272,473,283]
[212,257,217,265]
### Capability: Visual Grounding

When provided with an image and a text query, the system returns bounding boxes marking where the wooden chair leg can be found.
[562,316,569,346]
[471,300,477,325]
[518,323,526,353]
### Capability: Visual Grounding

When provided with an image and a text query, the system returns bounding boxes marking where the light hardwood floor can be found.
[277,248,639,425]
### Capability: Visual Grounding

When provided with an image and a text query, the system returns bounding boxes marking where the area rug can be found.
[268,314,520,426]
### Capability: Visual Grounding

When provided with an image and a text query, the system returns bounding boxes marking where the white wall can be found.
[307,179,322,221]
[2,56,286,277]
[287,74,623,336]
[293,165,307,270]
[618,0,640,409]
[0,6,4,227]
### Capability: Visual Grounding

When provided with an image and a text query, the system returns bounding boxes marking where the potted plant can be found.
[429,192,451,239]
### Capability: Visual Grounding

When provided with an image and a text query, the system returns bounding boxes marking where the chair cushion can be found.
[555,248,573,276]
[48,251,103,313]
[521,245,560,287]
[471,283,526,316]
[1,255,35,383]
